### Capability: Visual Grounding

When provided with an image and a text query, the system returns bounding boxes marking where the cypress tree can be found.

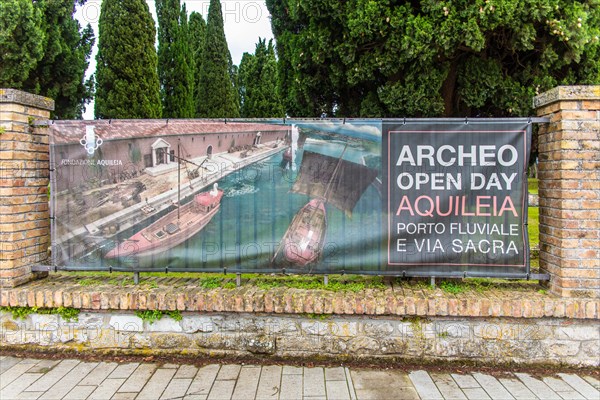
[95,0,161,119]
[197,0,239,118]
[176,5,194,118]
[24,0,95,119]
[0,0,44,89]
[0,0,94,119]
[238,38,284,117]
[156,0,193,118]
[188,12,206,117]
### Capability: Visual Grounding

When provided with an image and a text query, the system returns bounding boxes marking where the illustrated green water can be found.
[104,134,384,274]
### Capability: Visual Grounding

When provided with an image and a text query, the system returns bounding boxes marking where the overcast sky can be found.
[75,0,275,119]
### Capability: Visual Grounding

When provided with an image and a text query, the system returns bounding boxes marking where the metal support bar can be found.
[430,276,436,288]
[31,265,53,272]
[236,273,241,287]
[529,273,551,281]
[43,267,552,282]
[134,272,140,285]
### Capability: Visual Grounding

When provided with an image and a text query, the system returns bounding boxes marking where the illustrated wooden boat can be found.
[106,140,223,259]
[273,143,378,267]
[105,186,223,258]
[279,198,327,265]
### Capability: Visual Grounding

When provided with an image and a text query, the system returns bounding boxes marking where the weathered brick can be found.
[53,290,63,307]
[585,300,597,319]
[354,293,364,314]
[81,292,91,309]
[109,293,119,309]
[26,290,35,307]
[581,100,600,109]
[91,292,101,309]
[72,292,82,309]
[241,287,255,313]
[334,293,346,314]
[263,290,274,313]
[283,289,293,314]
[252,289,265,312]
[35,290,44,308]
[272,289,284,313]
[0,291,8,307]
[193,291,203,311]
[303,291,314,314]
[394,295,405,315]
[375,293,386,315]
[447,297,458,315]
[405,295,416,315]
[8,289,18,306]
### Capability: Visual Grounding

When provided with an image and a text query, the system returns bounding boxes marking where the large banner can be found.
[50,119,530,277]
[383,120,531,276]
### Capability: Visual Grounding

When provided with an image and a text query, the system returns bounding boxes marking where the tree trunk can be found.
[441,60,459,117]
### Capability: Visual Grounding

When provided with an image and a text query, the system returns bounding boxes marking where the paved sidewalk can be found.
[0,356,598,400]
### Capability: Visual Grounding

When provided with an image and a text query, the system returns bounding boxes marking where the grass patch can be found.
[198,277,223,289]
[135,310,163,324]
[528,178,539,194]
[253,275,387,292]
[0,306,79,322]
[528,206,539,249]
[63,271,541,294]
[78,278,102,286]
[439,281,465,294]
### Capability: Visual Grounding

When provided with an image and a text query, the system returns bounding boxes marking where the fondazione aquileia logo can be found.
[80,126,103,155]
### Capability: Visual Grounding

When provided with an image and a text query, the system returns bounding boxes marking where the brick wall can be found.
[533,86,600,298]
[0,89,54,288]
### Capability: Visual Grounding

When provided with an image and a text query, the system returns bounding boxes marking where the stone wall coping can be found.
[0,88,55,111]
[533,85,600,109]
[1,274,597,320]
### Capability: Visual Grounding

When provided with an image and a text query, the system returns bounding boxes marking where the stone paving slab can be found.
[409,370,444,400]
[88,378,125,400]
[255,365,282,399]
[1,361,38,390]
[39,361,98,400]
[472,372,515,400]
[558,373,600,400]
[1,373,43,400]
[497,378,537,400]
[77,361,117,386]
[583,376,600,390]
[186,364,220,399]
[280,373,303,400]
[303,367,326,398]
[207,380,236,400]
[63,385,95,400]
[24,359,79,392]
[351,369,418,400]
[118,363,157,394]
[0,357,598,400]
[232,366,261,400]
[136,368,176,400]
[107,363,139,379]
[431,373,467,400]
[174,364,198,379]
[514,373,561,400]
[325,380,351,400]
[160,378,193,400]
[0,357,21,374]
[462,387,491,400]
[543,376,586,399]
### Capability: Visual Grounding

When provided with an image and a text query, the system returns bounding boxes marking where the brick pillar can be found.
[0,89,54,288]
[533,86,600,298]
